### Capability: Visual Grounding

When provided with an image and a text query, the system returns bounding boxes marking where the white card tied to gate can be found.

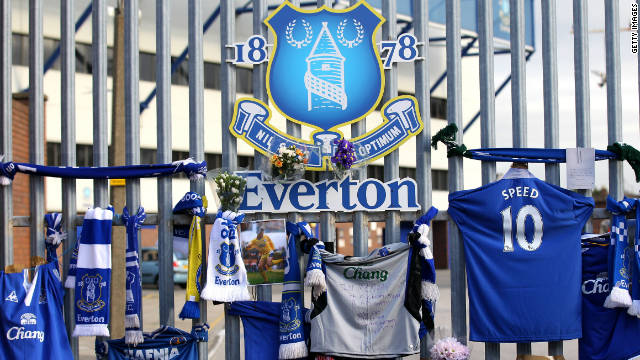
[566,148,595,189]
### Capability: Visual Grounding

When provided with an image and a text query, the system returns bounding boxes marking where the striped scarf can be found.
[604,196,636,308]
[122,206,146,345]
[72,207,113,337]
[279,222,311,359]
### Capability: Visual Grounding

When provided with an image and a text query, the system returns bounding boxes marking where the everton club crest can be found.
[229,1,423,170]
[77,274,107,312]
[215,223,240,276]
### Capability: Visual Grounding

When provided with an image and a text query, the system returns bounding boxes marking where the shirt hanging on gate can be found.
[0,261,73,360]
[447,168,594,342]
[309,242,423,358]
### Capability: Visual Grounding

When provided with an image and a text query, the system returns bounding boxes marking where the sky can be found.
[489,0,640,195]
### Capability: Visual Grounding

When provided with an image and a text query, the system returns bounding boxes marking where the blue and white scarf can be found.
[412,207,439,335]
[64,225,80,289]
[122,206,146,345]
[304,238,326,300]
[626,199,640,317]
[604,196,636,309]
[201,210,250,303]
[413,207,439,305]
[72,207,113,337]
[44,213,66,265]
[279,222,310,360]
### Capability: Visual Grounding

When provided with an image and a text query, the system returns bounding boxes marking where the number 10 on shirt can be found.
[500,205,544,252]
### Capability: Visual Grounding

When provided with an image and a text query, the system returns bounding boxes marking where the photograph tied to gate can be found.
[1,1,640,360]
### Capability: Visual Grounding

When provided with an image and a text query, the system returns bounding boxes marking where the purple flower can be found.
[430,337,470,360]
[331,139,357,170]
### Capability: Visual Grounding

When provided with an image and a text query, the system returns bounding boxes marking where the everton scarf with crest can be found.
[72,207,113,337]
[626,199,640,317]
[173,192,206,319]
[279,222,310,359]
[201,210,250,302]
[122,206,146,345]
[604,196,636,309]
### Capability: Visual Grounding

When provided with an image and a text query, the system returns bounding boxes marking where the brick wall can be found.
[11,93,46,267]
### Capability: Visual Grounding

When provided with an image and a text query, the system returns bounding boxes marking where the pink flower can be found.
[429,337,470,360]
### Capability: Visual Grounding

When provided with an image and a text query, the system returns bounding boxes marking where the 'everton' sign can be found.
[236,171,420,213]
[229,1,423,171]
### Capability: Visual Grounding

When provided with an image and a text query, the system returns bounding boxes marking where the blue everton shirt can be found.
[448,168,594,342]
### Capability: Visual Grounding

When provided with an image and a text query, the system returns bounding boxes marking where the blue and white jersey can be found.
[580,237,640,360]
[0,261,73,360]
[448,168,594,342]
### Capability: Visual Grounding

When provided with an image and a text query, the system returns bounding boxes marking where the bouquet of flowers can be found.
[210,171,247,211]
[429,337,470,360]
[330,139,357,179]
[271,145,308,181]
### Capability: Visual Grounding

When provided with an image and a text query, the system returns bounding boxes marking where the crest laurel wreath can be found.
[337,18,364,48]
[285,19,313,48]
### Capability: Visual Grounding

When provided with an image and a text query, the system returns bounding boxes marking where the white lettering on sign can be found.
[235,171,420,213]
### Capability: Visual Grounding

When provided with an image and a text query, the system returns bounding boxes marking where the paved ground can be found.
[78,270,579,359]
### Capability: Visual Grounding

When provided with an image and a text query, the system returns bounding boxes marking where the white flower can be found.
[231,188,239,193]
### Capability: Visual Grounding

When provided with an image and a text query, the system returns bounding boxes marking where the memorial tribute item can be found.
[627,199,640,316]
[603,196,636,309]
[172,192,207,319]
[307,233,433,358]
[121,206,146,345]
[0,224,72,360]
[448,167,594,342]
[279,222,311,359]
[95,325,209,360]
[201,210,251,302]
[239,219,287,285]
[72,207,114,337]
[228,301,311,360]
[580,234,640,360]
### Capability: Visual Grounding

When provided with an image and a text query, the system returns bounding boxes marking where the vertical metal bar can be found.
[29,0,45,257]
[220,2,239,359]
[93,0,109,207]
[510,0,527,148]
[188,1,207,358]
[542,0,562,354]
[479,0,498,356]
[574,0,590,151]
[124,0,140,231]
[573,0,592,233]
[511,0,530,353]
[317,0,336,252]
[446,0,467,345]
[61,0,79,356]
[414,0,433,356]
[605,0,623,201]
[221,0,237,171]
[124,0,141,329]
[542,0,560,186]
[382,0,400,246]
[253,0,273,302]
[351,0,368,258]
[0,0,12,269]
[156,0,175,327]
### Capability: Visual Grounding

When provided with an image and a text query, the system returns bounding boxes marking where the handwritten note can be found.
[566,148,595,190]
